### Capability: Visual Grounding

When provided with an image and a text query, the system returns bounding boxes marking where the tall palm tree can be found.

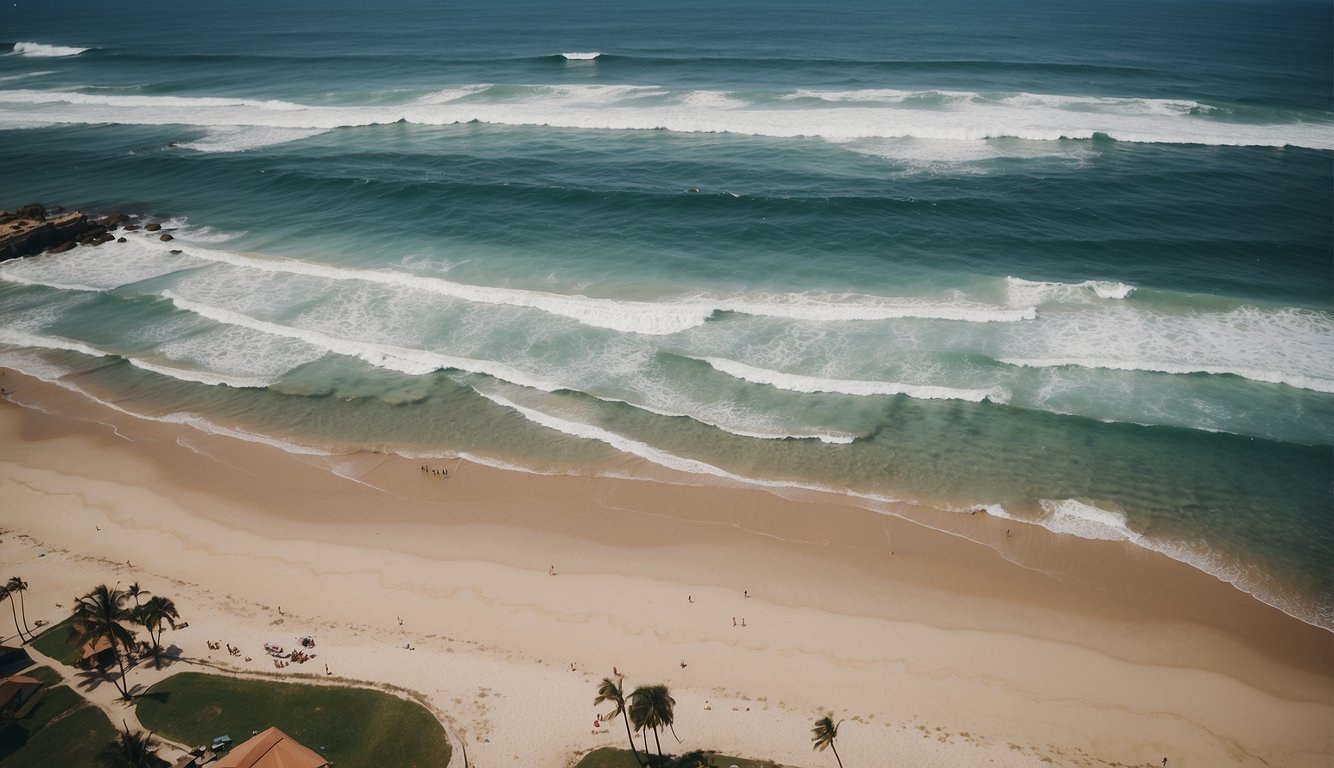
[70,584,137,700]
[134,596,180,667]
[811,716,844,768]
[6,577,33,641]
[628,684,675,766]
[0,585,26,643]
[595,676,644,767]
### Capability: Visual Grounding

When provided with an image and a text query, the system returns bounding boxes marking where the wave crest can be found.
[12,42,89,57]
[697,356,1009,404]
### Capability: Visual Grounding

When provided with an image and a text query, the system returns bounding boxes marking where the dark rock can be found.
[145,222,162,232]
[48,240,77,254]
[169,249,182,255]
[99,212,129,228]
[117,237,127,243]
[15,203,47,219]
[159,233,174,242]
[123,224,140,231]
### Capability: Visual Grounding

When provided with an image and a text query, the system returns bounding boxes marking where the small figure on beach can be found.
[613,666,619,676]
[1162,759,1167,768]
[325,663,330,675]
[687,595,693,603]
[740,618,746,628]
[397,616,403,626]
[278,606,283,615]
[744,589,749,598]
[1006,529,1012,537]
[732,617,736,627]
[679,659,687,668]
[549,565,557,576]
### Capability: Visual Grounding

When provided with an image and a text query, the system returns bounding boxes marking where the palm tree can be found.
[595,676,644,767]
[7,577,33,641]
[0,585,26,643]
[70,584,137,700]
[125,582,150,608]
[811,715,844,768]
[134,596,180,667]
[628,684,675,766]
[104,720,167,767]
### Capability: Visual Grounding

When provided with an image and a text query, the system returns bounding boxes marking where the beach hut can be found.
[213,726,329,768]
[0,674,44,710]
[77,636,117,669]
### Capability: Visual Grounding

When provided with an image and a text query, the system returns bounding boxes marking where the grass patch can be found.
[0,684,119,768]
[136,672,450,768]
[28,617,82,667]
[572,747,785,768]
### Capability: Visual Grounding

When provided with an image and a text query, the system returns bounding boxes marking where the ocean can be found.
[0,0,1330,627]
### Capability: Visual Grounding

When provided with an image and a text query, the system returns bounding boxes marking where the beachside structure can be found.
[77,636,118,669]
[0,673,44,710]
[213,726,330,768]
[0,645,32,677]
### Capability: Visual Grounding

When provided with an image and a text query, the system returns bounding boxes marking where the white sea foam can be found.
[0,328,275,389]
[0,71,55,83]
[1,84,1330,150]
[1005,276,1135,304]
[697,356,1009,403]
[716,295,1036,323]
[162,291,582,394]
[1037,498,1139,542]
[561,51,601,60]
[155,238,1040,331]
[474,389,753,481]
[0,328,107,360]
[12,42,89,57]
[150,241,714,334]
[996,304,1334,394]
[0,238,204,291]
[175,126,328,152]
[1001,356,1334,394]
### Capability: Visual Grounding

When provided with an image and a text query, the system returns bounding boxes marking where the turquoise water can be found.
[0,0,1331,626]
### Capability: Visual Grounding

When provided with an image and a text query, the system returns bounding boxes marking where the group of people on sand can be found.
[207,640,244,657]
[420,464,449,477]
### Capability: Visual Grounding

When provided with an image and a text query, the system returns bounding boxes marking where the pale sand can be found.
[0,369,1329,767]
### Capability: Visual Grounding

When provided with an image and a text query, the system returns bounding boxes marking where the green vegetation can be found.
[572,747,785,768]
[0,681,119,768]
[136,672,451,768]
[30,617,81,667]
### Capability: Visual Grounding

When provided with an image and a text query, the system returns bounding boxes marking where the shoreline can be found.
[1,366,1330,766]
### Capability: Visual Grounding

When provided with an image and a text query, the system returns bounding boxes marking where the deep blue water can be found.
[0,0,1331,626]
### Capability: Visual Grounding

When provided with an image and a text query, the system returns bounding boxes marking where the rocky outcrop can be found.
[0,205,150,260]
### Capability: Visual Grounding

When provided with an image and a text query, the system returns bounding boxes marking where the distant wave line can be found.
[998,356,1334,394]
[138,239,1037,331]
[1,85,1330,150]
[695,356,1009,404]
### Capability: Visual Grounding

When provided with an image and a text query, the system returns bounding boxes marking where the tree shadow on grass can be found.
[72,667,116,695]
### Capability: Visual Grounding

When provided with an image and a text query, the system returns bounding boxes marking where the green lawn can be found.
[572,747,787,768]
[0,680,119,768]
[136,672,451,768]
[28,616,83,667]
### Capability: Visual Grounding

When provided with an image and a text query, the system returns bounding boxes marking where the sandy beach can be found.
[0,367,1329,767]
